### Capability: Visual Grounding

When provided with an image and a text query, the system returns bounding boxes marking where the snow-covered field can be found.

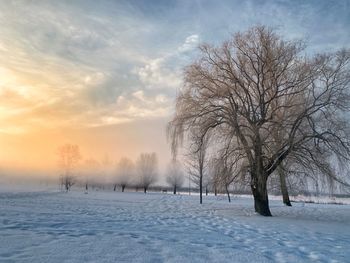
[0,189,349,263]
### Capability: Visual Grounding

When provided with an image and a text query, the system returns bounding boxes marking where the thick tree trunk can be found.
[122,185,125,192]
[225,185,231,203]
[173,185,177,195]
[278,165,291,206]
[251,173,272,216]
[144,187,147,194]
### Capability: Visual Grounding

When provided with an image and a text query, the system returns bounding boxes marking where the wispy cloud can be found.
[0,0,349,134]
[178,34,199,53]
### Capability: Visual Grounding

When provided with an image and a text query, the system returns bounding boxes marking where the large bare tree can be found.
[168,26,350,216]
[136,153,158,193]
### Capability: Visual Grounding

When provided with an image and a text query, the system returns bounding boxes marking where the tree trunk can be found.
[122,185,125,192]
[225,185,231,203]
[65,178,69,192]
[214,187,217,196]
[205,185,208,196]
[199,175,203,204]
[85,183,88,191]
[173,185,177,194]
[144,187,147,193]
[278,165,291,206]
[113,184,117,191]
[251,173,272,216]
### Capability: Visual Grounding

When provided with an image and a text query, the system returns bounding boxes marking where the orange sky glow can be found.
[1,1,349,180]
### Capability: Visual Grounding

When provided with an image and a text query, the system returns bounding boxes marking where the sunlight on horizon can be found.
[0,0,349,175]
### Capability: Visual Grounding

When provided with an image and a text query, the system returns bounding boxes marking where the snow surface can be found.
[0,189,349,263]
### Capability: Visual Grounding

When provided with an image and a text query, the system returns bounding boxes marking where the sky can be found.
[0,0,349,178]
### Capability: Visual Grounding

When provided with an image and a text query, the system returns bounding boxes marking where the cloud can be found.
[80,90,173,127]
[135,33,202,92]
[178,34,199,52]
[0,0,349,135]
[0,0,349,172]
[114,90,171,120]
[136,57,182,91]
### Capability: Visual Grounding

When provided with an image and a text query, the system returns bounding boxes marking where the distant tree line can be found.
[57,145,186,194]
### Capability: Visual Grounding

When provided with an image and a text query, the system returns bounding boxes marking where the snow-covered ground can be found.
[0,189,349,263]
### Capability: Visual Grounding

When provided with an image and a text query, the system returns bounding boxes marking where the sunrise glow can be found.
[0,0,349,175]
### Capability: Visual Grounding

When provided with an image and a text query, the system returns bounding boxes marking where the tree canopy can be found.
[168,26,350,216]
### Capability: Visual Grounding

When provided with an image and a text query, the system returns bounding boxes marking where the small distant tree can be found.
[115,157,134,192]
[213,154,245,203]
[136,153,158,193]
[211,173,220,196]
[101,154,113,188]
[83,158,101,193]
[203,178,210,196]
[208,159,220,196]
[166,160,185,194]
[58,144,82,192]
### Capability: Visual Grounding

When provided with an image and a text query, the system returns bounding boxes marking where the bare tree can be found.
[136,153,158,193]
[212,145,247,203]
[115,157,134,192]
[82,158,101,193]
[203,177,210,196]
[57,144,82,192]
[168,26,350,216]
[284,147,341,195]
[166,160,185,194]
[185,133,209,204]
[100,154,114,189]
[211,172,220,197]
[208,159,221,196]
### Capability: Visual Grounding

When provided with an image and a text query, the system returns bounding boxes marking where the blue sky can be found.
[0,0,349,169]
